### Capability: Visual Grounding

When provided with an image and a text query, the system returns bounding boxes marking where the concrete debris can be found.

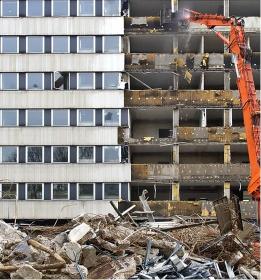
[0,200,259,280]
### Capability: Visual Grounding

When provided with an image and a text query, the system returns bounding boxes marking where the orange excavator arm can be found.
[184,9,260,200]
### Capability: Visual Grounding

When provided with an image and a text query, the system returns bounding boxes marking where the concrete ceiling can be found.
[131,108,173,121]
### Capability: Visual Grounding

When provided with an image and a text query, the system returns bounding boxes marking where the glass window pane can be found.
[27,184,42,199]
[53,183,68,199]
[2,146,17,162]
[27,0,43,16]
[2,37,18,53]
[27,146,43,163]
[103,36,120,53]
[52,147,68,162]
[104,183,119,199]
[2,73,18,90]
[103,73,120,89]
[52,0,68,16]
[52,36,69,53]
[78,146,94,163]
[27,36,44,53]
[52,109,69,126]
[103,109,120,126]
[79,0,94,16]
[78,109,94,126]
[27,110,43,126]
[78,36,94,53]
[103,146,120,163]
[78,73,94,89]
[2,184,16,199]
[27,73,43,90]
[2,110,17,126]
[2,0,18,16]
[78,184,93,199]
[103,0,120,16]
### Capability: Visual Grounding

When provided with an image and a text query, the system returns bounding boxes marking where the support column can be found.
[223,108,232,127]
[173,109,179,140]
[200,35,204,53]
[224,0,229,17]
[172,182,180,201]
[173,36,178,54]
[200,72,204,90]
[200,108,207,127]
[172,144,179,164]
[224,144,231,163]
[224,181,231,199]
[173,73,179,90]
[224,72,230,90]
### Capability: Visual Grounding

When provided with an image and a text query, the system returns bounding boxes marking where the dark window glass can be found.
[2,146,17,162]
[104,183,119,199]
[52,146,69,162]
[2,184,16,199]
[27,146,43,163]
[78,183,93,199]
[53,183,68,199]
[78,146,94,163]
[103,109,120,126]
[27,184,43,199]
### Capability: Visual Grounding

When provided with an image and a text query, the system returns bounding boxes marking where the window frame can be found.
[1,73,19,90]
[25,109,44,126]
[77,146,96,163]
[26,73,44,90]
[77,183,95,200]
[1,146,19,163]
[25,146,44,163]
[0,183,18,200]
[51,36,70,53]
[77,72,95,89]
[51,183,69,200]
[26,0,44,17]
[77,36,95,53]
[1,0,19,17]
[102,108,121,126]
[102,0,121,16]
[77,0,95,16]
[1,36,19,53]
[51,0,70,17]
[26,36,45,53]
[51,146,70,163]
[25,183,44,200]
[102,145,121,163]
[1,109,18,127]
[77,109,95,126]
[102,183,121,200]
[51,109,70,127]
[102,36,121,53]
[102,72,121,90]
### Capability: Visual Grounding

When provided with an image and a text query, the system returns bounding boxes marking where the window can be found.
[77,36,95,53]
[103,109,120,126]
[51,109,69,126]
[78,183,94,200]
[2,36,18,53]
[1,73,18,90]
[54,72,70,90]
[1,110,18,126]
[103,146,121,163]
[2,0,18,17]
[26,183,43,200]
[52,183,69,199]
[1,184,17,199]
[26,146,43,163]
[26,73,44,90]
[52,0,69,16]
[1,146,17,163]
[26,0,44,16]
[103,183,120,200]
[103,73,120,89]
[27,36,44,53]
[52,146,69,163]
[52,36,69,53]
[78,0,95,16]
[103,36,120,53]
[78,146,95,163]
[77,109,94,126]
[77,73,94,89]
[26,109,44,126]
[103,0,120,16]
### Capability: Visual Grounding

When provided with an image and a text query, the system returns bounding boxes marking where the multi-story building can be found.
[0,0,259,220]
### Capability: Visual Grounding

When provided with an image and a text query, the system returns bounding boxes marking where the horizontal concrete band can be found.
[0,54,124,72]
[0,17,124,35]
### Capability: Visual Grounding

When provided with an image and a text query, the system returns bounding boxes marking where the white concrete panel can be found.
[0,127,119,145]
[0,17,124,35]
[0,91,124,109]
[0,164,131,182]
[0,201,118,219]
[0,54,124,72]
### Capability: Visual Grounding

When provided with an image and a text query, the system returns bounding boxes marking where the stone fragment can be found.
[64,264,88,279]
[15,265,42,279]
[0,220,26,241]
[60,242,82,263]
[53,232,68,247]
[68,223,92,243]
[81,245,97,268]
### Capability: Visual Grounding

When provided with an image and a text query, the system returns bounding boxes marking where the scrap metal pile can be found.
[0,208,259,279]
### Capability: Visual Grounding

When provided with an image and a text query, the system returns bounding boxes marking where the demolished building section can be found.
[124,0,260,202]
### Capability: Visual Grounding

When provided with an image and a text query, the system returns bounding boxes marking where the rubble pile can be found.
[0,214,259,279]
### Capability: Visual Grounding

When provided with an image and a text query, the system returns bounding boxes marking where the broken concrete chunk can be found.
[53,231,68,247]
[64,264,88,279]
[0,221,26,241]
[81,245,97,268]
[15,264,43,279]
[68,223,92,243]
[60,242,82,263]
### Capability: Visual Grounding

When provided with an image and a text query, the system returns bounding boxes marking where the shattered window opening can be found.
[52,146,69,163]
[26,146,43,163]
[103,146,121,163]
[78,146,95,163]
[1,146,17,163]
[78,183,94,200]
[52,183,68,200]
[26,109,44,126]
[103,109,120,126]
[1,183,17,199]
[1,73,18,90]
[54,72,70,90]
[103,183,120,199]
[1,110,18,126]
[77,109,94,126]
[27,184,43,200]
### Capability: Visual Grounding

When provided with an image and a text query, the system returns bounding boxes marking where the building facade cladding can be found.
[0,0,131,219]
